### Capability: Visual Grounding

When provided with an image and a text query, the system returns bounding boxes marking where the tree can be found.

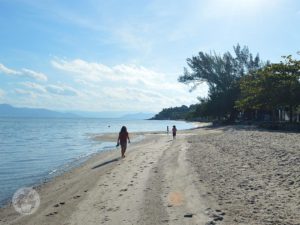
[179,44,264,121]
[236,55,300,122]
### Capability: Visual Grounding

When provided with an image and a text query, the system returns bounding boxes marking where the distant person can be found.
[116,126,130,158]
[172,125,177,139]
[167,126,169,134]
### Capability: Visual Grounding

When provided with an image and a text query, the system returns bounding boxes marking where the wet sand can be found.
[0,126,299,225]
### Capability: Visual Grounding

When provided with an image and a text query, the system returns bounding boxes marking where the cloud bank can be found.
[1,58,201,112]
[50,58,200,111]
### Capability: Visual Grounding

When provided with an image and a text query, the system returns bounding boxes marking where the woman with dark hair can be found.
[117,126,130,158]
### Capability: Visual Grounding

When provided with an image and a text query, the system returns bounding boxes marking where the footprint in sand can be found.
[205,208,225,223]
[73,195,81,199]
[53,202,65,207]
[45,211,58,216]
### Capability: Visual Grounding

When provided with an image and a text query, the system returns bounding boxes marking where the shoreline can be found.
[0,117,198,208]
[0,130,171,224]
[0,120,198,210]
[0,130,150,209]
[0,122,201,211]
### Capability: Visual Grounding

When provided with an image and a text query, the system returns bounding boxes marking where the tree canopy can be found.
[236,55,300,122]
[178,44,264,120]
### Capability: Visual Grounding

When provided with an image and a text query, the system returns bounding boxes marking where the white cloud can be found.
[20,81,80,96]
[0,63,48,81]
[14,88,38,98]
[21,68,48,81]
[46,84,79,96]
[21,82,47,93]
[51,59,112,82]
[0,63,20,75]
[52,58,185,90]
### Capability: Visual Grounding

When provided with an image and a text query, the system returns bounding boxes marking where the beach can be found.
[0,126,299,225]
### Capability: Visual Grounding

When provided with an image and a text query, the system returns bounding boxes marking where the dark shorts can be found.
[173,132,176,136]
[120,142,127,149]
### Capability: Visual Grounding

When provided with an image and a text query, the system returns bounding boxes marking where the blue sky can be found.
[0,0,299,112]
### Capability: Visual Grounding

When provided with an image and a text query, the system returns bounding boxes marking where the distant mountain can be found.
[0,104,155,119]
[120,112,155,120]
[0,104,78,118]
[70,110,129,118]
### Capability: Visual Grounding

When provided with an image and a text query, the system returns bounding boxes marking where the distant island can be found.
[0,104,78,118]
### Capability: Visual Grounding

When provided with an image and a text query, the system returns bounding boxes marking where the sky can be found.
[0,0,299,113]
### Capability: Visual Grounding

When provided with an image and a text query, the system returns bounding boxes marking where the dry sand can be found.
[0,126,299,225]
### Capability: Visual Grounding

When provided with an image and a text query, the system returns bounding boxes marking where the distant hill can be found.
[120,112,155,120]
[0,104,155,119]
[151,105,198,120]
[0,104,78,118]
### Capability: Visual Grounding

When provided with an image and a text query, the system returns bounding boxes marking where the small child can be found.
[172,125,177,139]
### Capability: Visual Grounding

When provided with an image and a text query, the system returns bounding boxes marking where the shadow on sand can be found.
[91,157,120,170]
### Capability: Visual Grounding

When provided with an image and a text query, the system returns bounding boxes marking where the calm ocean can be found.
[0,117,194,206]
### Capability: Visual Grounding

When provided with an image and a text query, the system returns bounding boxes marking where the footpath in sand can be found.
[1,126,299,225]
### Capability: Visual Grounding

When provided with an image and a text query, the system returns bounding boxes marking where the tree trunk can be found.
[289,105,293,123]
[229,111,235,122]
[271,109,276,122]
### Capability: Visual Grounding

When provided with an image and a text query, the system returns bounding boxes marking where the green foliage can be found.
[178,44,264,121]
[151,105,196,120]
[237,55,300,112]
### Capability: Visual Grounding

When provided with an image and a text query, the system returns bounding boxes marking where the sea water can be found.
[0,117,194,206]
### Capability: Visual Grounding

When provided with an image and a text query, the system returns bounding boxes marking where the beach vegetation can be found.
[178,44,265,121]
[236,55,300,122]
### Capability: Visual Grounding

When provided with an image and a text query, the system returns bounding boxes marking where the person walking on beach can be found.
[172,125,177,139]
[167,126,169,135]
[117,126,130,158]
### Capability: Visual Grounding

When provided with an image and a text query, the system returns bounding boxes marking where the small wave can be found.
[49,169,57,175]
